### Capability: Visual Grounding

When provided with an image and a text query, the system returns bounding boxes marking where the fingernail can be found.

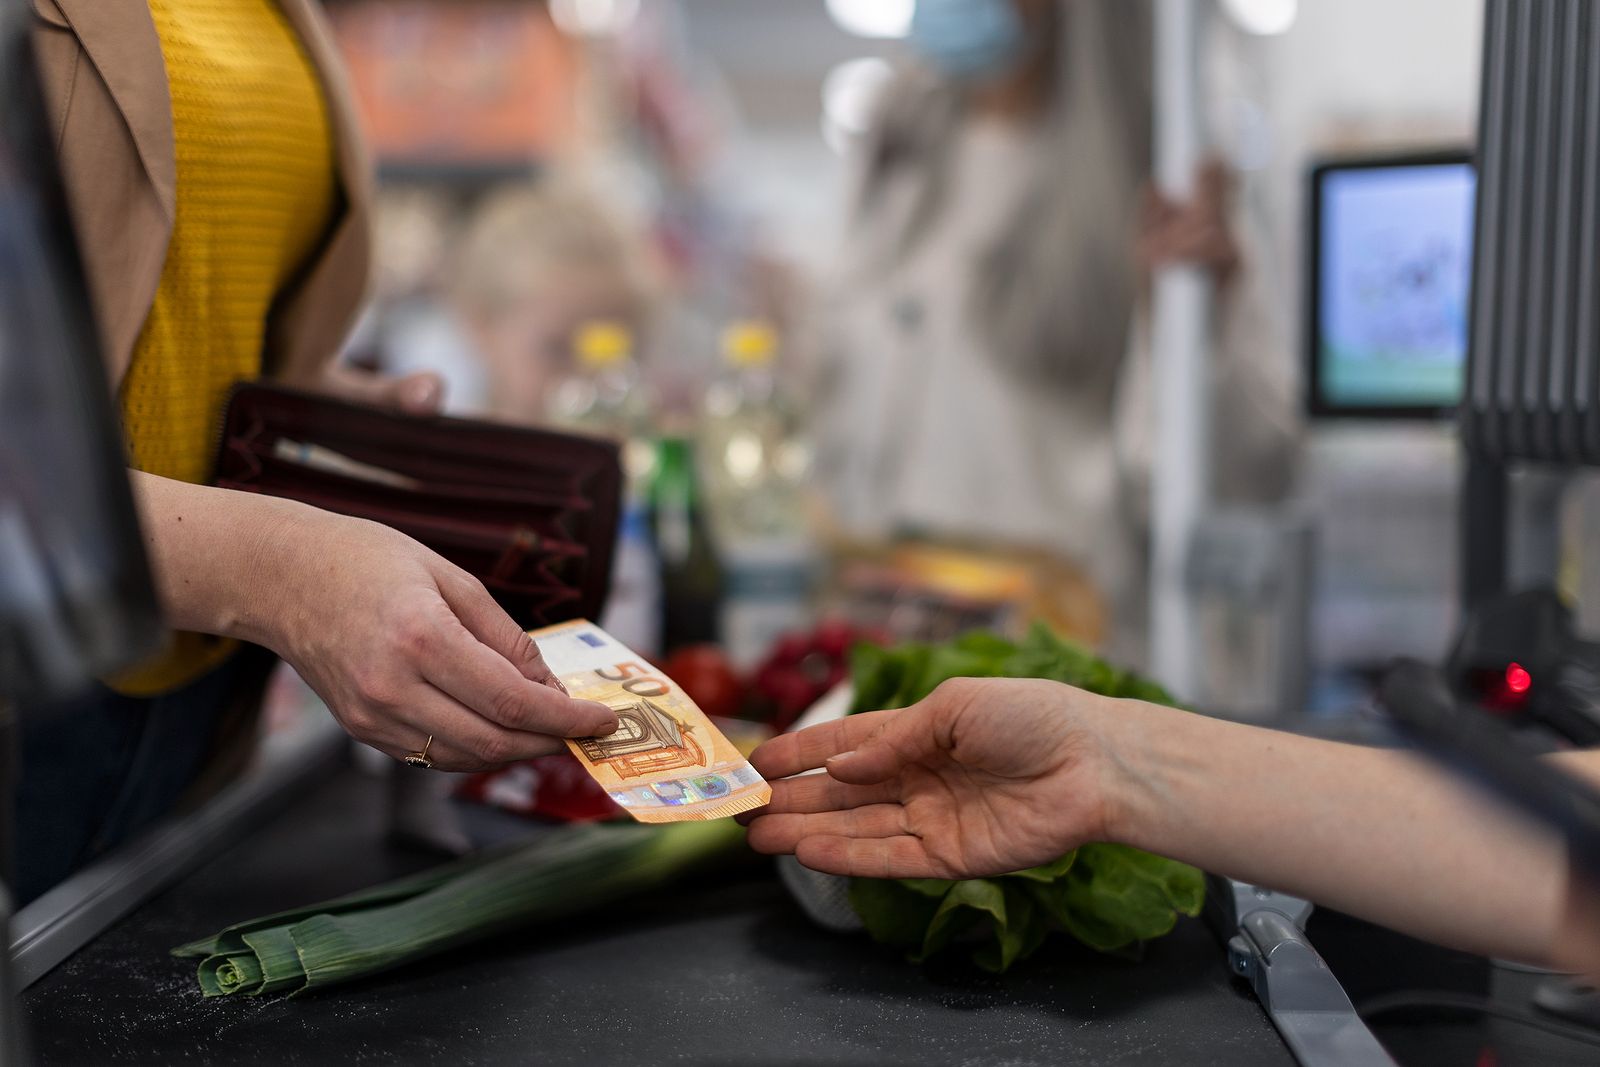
[826,751,859,768]
[585,702,619,735]
[403,376,442,411]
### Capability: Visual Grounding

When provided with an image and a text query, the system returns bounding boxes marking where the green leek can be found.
[173,818,745,998]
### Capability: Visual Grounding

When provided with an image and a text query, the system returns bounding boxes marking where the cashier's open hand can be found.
[741,678,1113,879]
[255,507,616,771]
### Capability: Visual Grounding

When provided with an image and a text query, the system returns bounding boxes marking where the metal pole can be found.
[1150,0,1213,697]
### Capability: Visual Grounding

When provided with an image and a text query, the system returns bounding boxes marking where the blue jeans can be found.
[13,649,268,905]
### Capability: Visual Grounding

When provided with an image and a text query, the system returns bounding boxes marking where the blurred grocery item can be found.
[651,435,723,652]
[602,502,663,658]
[826,538,1105,650]
[700,321,820,669]
[751,619,885,733]
[329,1,577,175]
[458,752,623,824]
[549,322,663,654]
[548,321,654,471]
[657,644,745,722]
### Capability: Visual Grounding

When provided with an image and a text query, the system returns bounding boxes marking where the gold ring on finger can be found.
[402,734,435,770]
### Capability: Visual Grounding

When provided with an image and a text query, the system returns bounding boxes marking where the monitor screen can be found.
[1309,153,1476,418]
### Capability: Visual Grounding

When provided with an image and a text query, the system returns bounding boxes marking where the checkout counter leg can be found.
[0,700,30,1064]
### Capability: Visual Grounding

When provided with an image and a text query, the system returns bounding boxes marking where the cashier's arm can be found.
[745,677,1598,974]
[127,471,615,769]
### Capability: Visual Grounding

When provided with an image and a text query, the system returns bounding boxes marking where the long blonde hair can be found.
[451,179,657,324]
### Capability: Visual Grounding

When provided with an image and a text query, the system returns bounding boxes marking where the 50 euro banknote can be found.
[530,620,771,822]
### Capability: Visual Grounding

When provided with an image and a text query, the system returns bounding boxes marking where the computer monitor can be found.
[1307,150,1476,419]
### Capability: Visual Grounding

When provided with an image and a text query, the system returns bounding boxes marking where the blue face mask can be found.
[908,0,1029,82]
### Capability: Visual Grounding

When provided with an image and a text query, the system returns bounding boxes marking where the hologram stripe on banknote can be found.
[530,620,771,823]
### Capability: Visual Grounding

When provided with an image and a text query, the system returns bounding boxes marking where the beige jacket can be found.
[29,0,372,386]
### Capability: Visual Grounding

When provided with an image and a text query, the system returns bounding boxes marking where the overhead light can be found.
[821,57,894,154]
[1220,0,1297,36]
[550,0,640,37]
[825,0,915,40]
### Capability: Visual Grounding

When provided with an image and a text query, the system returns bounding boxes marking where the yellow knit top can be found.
[114,0,336,696]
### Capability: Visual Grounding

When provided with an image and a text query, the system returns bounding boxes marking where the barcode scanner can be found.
[1446,589,1600,747]
[1380,658,1600,883]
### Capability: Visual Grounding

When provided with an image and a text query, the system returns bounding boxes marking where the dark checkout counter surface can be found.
[16,767,1597,1067]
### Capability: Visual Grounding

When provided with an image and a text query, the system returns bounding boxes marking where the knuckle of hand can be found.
[392,614,436,660]
[442,562,482,590]
[444,568,489,603]
[340,707,377,739]
[506,630,539,666]
[488,684,529,727]
[351,671,397,710]
[474,733,517,766]
[933,676,982,707]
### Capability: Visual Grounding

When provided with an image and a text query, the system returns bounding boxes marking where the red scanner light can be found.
[1505,663,1532,695]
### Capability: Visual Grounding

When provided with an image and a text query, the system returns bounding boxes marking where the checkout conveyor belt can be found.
[14,766,1593,1066]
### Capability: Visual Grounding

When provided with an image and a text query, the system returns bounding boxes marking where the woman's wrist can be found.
[1090,696,1210,856]
[216,492,321,652]
[129,471,320,650]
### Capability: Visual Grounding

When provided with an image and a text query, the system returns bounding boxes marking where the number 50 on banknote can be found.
[530,620,772,823]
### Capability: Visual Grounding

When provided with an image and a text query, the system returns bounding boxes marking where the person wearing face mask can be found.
[809,0,1296,660]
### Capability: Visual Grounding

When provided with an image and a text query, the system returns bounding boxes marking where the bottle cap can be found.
[575,321,632,368]
[721,321,777,368]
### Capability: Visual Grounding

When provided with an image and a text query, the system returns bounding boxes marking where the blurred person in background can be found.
[20,0,615,903]
[450,181,659,424]
[810,0,1297,660]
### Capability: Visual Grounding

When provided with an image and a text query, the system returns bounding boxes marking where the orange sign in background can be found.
[329,0,579,168]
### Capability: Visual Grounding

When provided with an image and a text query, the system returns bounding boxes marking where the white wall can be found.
[1245,1,1484,674]
[1264,0,1483,135]
[1277,0,1482,114]
[1248,0,1484,312]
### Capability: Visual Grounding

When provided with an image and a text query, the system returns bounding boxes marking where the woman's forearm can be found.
[1100,701,1566,965]
[127,469,615,770]
[128,470,313,648]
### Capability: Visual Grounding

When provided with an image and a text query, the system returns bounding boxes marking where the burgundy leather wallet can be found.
[212,382,621,628]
